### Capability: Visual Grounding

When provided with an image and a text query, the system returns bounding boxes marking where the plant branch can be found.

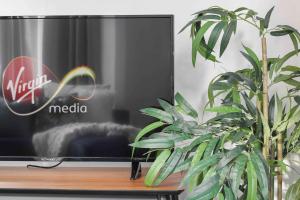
[261,36,273,200]
[237,15,260,30]
[277,133,283,200]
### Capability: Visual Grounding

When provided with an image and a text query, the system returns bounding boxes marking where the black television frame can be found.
[0,15,174,165]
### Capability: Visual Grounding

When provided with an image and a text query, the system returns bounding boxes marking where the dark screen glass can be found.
[0,16,173,159]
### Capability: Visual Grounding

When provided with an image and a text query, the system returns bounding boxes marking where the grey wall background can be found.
[0,0,299,199]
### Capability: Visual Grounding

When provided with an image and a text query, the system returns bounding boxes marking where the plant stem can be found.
[261,37,269,159]
[270,143,275,200]
[237,16,260,30]
[261,36,273,199]
[277,133,283,200]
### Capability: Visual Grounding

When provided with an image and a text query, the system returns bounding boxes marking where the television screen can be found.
[0,16,173,160]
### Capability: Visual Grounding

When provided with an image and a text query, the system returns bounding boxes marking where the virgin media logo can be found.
[2,56,96,116]
[3,57,52,105]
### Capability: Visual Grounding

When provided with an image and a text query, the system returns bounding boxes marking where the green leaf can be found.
[179,14,221,34]
[175,92,198,118]
[208,82,215,107]
[241,92,256,117]
[207,76,231,107]
[220,21,236,57]
[192,143,208,166]
[232,86,241,104]
[174,157,192,173]
[274,50,300,72]
[255,112,263,139]
[192,21,215,66]
[158,98,173,112]
[183,134,212,152]
[289,33,299,52]
[130,138,174,149]
[214,164,227,183]
[288,126,300,151]
[295,96,300,104]
[132,121,165,157]
[264,6,274,28]
[253,148,269,173]
[278,25,300,40]
[181,153,222,187]
[242,44,260,68]
[273,74,296,84]
[221,71,257,92]
[193,7,228,16]
[158,99,182,120]
[197,43,219,62]
[240,51,261,80]
[198,166,217,183]
[154,148,183,185]
[269,58,279,79]
[203,137,219,158]
[284,79,300,87]
[286,110,300,129]
[140,108,173,123]
[218,193,225,200]
[234,7,248,13]
[231,154,248,198]
[278,25,300,32]
[224,186,235,200]
[266,106,275,126]
[144,149,171,186]
[259,110,271,142]
[286,179,300,200]
[276,106,298,132]
[282,65,300,72]
[217,146,244,170]
[259,18,265,36]
[205,105,241,113]
[149,132,180,140]
[133,121,165,143]
[187,174,220,200]
[273,94,283,129]
[250,151,269,199]
[246,159,258,200]
[231,15,237,34]
[242,77,257,92]
[270,29,293,36]
[207,112,245,123]
[162,122,183,133]
[245,9,258,19]
[189,142,208,190]
[212,80,234,90]
[276,108,300,132]
[207,21,227,57]
[198,14,221,21]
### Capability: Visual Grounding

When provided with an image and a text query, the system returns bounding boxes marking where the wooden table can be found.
[0,167,184,200]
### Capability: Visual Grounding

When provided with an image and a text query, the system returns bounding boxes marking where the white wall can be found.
[0,0,299,199]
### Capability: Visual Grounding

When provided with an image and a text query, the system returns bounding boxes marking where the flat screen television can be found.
[0,15,174,162]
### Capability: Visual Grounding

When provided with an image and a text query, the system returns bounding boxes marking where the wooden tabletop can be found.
[0,167,184,194]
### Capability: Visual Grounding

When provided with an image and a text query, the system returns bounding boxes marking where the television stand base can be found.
[130,160,141,180]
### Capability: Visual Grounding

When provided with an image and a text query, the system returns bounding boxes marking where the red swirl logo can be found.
[2,56,96,116]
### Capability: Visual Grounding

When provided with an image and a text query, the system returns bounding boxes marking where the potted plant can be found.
[131,6,300,200]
